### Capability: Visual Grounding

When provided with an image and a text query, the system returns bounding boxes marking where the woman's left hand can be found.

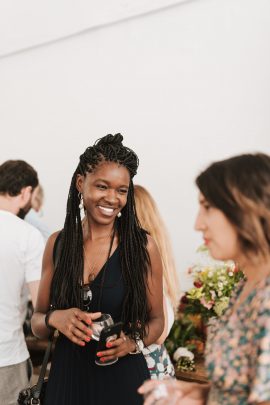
[138,379,208,405]
[138,379,181,405]
[96,332,136,362]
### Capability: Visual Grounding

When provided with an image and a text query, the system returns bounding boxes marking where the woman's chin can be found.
[208,248,228,262]
[93,215,116,226]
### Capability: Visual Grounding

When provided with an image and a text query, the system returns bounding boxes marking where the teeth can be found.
[98,206,114,213]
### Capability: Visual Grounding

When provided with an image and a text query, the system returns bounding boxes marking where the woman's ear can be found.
[76,174,84,193]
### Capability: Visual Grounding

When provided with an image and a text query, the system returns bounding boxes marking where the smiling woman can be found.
[77,161,130,227]
[77,162,130,284]
[31,133,164,405]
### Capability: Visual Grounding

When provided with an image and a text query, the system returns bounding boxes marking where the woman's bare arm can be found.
[31,232,100,345]
[31,232,59,339]
[143,234,164,347]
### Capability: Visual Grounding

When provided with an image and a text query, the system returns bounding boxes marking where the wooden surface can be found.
[175,357,208,384]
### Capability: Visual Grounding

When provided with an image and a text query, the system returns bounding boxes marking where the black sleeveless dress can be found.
[45,247,150,405]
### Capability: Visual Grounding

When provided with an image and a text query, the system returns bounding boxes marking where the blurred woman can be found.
[25,185,51,241]
[134,185,179,379]
[139,153,270,405]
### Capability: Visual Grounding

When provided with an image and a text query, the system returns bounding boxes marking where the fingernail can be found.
[85,337,91,342]
[106,342,112,348]
[97,352,101,357]
[101,358,105,362]
[81,342,85,346]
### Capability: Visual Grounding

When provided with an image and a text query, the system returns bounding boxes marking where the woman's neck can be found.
[82,216,115,241]
[238,254,270,284]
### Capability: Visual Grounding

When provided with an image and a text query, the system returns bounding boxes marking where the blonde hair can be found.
[134,185,180,308]
[31,185,44,212]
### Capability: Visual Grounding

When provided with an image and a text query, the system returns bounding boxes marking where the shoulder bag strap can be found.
[32,231,63,399]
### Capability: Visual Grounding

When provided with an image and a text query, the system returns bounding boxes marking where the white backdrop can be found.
[1,0,270,291]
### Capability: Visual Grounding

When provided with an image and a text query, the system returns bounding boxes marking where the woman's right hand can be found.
[49,308,101,346]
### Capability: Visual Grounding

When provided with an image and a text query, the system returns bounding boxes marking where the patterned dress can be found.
[205,276,270,405]
[142,294,175,380]
[143,343,175,379]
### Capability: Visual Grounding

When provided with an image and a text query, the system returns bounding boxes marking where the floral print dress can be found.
[142,343,175,380]
[205,276,270,405]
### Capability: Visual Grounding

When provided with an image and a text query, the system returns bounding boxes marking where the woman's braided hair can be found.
[50,133,150,338]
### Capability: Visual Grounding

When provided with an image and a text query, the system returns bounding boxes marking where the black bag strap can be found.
[32,231,63,399]
[32,335,54,399]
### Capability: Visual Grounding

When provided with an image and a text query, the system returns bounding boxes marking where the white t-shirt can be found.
[164,293,174,335]
[0,210,44,367]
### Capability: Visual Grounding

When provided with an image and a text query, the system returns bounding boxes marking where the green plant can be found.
[165,314,204,357]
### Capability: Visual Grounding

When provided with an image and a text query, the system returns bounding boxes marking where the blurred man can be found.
[0,160,44,405]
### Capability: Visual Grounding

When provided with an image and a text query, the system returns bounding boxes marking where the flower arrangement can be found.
[183,246,244,321]
[173,347,195,372]
[165,246,244,372]
[165,311,205,371]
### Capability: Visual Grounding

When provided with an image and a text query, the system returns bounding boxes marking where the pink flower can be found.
[200,297,214,309]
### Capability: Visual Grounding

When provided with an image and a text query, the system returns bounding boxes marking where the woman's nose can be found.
[104,189,118,204]
[194,210,205,231]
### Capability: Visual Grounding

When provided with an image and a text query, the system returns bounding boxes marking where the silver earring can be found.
[78,193,84,210]
[117,212,122,218]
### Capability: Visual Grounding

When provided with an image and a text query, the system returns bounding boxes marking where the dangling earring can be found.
[117,212,122,218]
[78,192,84,210]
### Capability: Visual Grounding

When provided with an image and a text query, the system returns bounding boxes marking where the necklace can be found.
[82,228,116,311]
[83,231,113,283]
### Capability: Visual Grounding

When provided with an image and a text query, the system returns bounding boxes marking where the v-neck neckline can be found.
[83,245,119,286]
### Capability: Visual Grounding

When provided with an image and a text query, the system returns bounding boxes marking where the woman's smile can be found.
[97,205,116,217]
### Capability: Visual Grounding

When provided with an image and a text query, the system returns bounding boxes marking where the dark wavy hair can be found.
[0,160,38,195]
[196,153,270,261]
[50,134,150,339]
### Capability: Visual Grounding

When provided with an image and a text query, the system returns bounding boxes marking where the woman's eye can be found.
[96,184,107,190]
[118,189,128,194]
[203,203,211,210]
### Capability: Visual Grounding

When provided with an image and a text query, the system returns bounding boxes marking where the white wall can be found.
[1,0,270,291]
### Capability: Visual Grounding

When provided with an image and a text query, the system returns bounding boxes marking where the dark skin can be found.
[31,161,164,362]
